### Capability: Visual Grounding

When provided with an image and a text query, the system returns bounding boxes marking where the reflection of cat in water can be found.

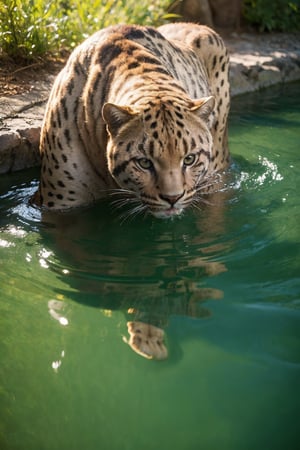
[43,194,228,360]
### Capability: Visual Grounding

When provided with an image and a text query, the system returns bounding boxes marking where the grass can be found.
[0,0,175,60]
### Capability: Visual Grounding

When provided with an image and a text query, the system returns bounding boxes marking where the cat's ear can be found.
[190,96,215,121]
[102,103,140,136]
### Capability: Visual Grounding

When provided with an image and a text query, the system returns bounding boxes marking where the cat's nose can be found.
[159,192,184,206]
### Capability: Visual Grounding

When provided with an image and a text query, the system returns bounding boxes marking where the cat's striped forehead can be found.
[137,100,211,158]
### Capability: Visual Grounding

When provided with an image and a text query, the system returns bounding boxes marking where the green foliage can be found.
[243,0,300,32]
[0,0,173,60]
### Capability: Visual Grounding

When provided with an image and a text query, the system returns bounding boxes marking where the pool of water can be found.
[0,82,299,450]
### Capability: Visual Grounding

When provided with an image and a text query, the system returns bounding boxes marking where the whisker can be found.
[107,188,142,213]
[106,187,149,223]
[107,188,136,199]
[190,201,203,213]
[196,172,222,193]
[110,197,140,210]
[194,194,213,206]
[189,195,212,216]
[196,180,216,193]
[119,202,148,224]
[191,176,220,210]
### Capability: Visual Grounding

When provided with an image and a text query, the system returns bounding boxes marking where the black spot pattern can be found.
[36,23,230,210]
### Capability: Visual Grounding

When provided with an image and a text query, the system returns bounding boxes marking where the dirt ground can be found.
[0,56,65,97]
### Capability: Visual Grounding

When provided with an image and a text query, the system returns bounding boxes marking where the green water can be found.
[0,82,300,450]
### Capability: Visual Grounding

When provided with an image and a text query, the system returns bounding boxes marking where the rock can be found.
[209,0,242,29]
[169,0,242,29]
[170,0,214,27]
[0,80,49,173]
[0,127,41,174]
[228,35,300,95]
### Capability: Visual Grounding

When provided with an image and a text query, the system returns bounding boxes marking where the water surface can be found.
[0,82,300,450]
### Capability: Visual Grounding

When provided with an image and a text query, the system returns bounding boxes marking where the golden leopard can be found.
[33,23,230,219]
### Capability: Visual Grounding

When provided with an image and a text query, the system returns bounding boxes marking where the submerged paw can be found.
[123,321,168,360]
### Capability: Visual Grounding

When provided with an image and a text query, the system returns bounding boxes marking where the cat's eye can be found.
[183,154,196,166]
[137,158,153,170]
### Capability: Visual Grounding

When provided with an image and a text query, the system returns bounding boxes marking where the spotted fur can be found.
[33,23,230,219]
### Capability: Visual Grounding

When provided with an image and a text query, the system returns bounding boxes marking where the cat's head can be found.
[103,96,215,219]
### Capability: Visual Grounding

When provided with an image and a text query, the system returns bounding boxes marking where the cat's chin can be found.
[151,207,184,220]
